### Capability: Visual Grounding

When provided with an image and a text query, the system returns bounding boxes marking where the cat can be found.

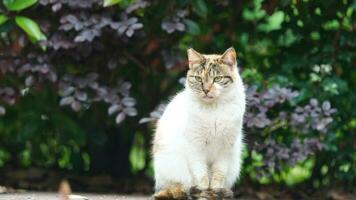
[152,47,246,199]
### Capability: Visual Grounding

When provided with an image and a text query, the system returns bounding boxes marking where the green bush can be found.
[0,0,355,188]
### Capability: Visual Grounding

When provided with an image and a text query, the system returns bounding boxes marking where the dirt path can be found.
[0,192,151,200]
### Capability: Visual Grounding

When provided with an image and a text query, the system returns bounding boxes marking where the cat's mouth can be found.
[202,95,214,100]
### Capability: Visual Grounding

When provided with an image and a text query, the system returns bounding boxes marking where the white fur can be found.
[153,66,246,192]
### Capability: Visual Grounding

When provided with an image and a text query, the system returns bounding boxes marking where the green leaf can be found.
[242,0,266,21]
[0,21,15,33]
[3,0,38,11]
[258,11,285,32]
[51,113,86,146]
[15,16,46,42]
[129,134,145,173]
[0,15,9,25]
[0,148,10,167]
[19,149,32,167]
[192,0,208,18]
[103,0,122,7]
[183,19,200,35]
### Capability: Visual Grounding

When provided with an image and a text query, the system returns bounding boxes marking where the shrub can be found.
[0,0,355,188]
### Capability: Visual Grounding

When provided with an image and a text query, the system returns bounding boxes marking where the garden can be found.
[0,0,355,199]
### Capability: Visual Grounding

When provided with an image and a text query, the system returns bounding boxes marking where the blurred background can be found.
[0,0,355,199]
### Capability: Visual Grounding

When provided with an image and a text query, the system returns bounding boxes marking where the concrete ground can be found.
[0,192,151,200]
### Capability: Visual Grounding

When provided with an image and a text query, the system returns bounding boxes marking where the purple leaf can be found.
[108,104,122,115]
[322,101,331,111]
[25,76,34,87]
[60,86,75,97]
[310,99,318,107]
[122,97,136,107]
[71,101,81,112]
[75,91,88,101]
[0,106,5,115]
[124,107,137,116]
[139,117,153,124]
[115,112,126,124]
[52,2,62,12]
[60,96,74,106]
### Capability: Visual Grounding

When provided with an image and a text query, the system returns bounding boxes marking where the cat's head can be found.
[186,47,238,102]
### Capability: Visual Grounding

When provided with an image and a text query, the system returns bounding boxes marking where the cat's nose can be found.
[203,88,210,95]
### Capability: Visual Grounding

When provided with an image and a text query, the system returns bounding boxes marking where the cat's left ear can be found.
[187,48,204,68]
[220,47,237,68]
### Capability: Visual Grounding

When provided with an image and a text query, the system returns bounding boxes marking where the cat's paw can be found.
[211,188,234,199]
[189,186,234,199]
[153,186,188,200]
[189,187,213,200]
[153,190,170,200]
[189,186,201,198]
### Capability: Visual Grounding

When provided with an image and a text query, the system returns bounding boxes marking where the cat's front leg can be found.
[186,150,209,191]
[210,158,228,189]
[210,158,234,199]
[191,159,209,190]
[188,158,211,199]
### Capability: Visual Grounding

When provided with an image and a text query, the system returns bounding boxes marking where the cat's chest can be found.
[185,104,240,146]
[190,113,233,134]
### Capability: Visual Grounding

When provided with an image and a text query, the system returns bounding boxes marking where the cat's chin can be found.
[200,95,217,102]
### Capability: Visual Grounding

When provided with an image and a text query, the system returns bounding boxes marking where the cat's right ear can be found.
[187,48,204,68]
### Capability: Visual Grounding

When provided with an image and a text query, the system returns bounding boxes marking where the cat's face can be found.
[186,47,237,102]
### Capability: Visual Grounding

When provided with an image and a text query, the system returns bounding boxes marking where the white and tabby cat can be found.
[153,47,246,199]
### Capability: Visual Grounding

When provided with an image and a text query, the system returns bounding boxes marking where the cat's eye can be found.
[194,76,202,82]
[214,76,223,82]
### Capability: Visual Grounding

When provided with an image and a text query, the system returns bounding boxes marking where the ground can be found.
[0,168,355,200]
[1,190,355,200]
[0,192,150,200]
